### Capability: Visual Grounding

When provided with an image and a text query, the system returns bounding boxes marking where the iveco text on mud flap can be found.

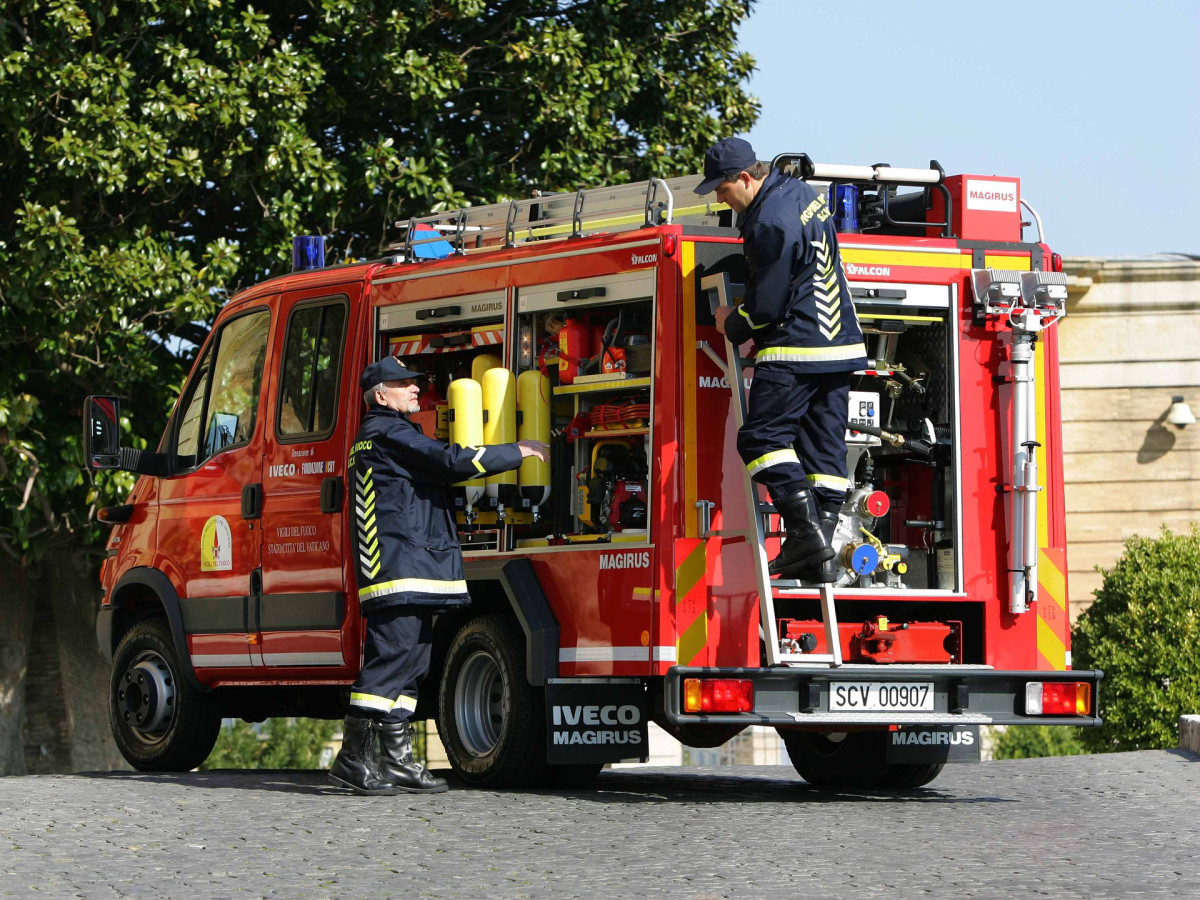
[545,680,649,765]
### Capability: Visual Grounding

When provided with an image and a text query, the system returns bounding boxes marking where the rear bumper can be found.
[663,665,1103,728]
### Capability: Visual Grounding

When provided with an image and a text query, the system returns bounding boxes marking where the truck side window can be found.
[174,309,271,470]
[277,301,347,438]
[174,346,214,469]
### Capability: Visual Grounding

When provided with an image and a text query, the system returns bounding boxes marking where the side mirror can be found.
[85,395,122,470]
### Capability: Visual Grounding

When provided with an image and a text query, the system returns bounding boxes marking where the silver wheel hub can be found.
[117,652,176,739]
[454,649,505,758]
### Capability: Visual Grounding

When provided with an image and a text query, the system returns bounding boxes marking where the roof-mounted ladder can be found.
[394,174,722,261]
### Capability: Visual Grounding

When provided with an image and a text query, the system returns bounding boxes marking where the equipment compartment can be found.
[512,272,656,547]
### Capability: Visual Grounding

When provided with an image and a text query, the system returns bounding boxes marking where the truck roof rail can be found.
[394,174,725,261]
[771,153,954,239]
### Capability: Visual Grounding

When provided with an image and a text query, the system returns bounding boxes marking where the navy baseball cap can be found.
[360,356,426,392]
[694,137,759,195]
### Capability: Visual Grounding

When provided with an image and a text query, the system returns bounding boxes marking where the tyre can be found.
[879,762,945,789]
[537,763,605,789]
[780,730,891,789]
[437,615,546,788]
[109,618,222,771]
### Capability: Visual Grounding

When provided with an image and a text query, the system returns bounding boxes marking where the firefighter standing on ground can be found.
[696,137,867,581]
[329,356,549,794]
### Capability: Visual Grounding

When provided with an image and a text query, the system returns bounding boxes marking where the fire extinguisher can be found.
[558,316,591,385]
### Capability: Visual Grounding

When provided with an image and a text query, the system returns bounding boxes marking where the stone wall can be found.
[0,550,127,775]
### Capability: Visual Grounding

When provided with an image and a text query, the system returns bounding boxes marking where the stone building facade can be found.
[1059,255,1200,619]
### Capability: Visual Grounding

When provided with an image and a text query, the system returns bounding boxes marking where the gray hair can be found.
[364,382,387,406]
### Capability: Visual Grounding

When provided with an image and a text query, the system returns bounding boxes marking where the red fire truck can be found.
[86,154,1100,788]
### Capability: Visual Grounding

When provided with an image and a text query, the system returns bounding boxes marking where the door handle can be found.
[242,482,263,519]
[321,475,344,514]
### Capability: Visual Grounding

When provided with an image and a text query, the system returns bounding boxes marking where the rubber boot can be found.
[328,715,400,795]
[377,721,449,794]
[788,505,841,583]
[768,488,835,580]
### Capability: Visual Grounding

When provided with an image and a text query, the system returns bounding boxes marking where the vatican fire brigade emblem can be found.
[200,515,232,572]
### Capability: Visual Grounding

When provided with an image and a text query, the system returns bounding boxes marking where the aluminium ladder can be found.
[698,273,842,668]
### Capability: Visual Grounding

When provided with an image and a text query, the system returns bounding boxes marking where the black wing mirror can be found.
[85,395,122,470]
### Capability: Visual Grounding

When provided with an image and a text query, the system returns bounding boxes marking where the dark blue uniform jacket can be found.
[725,170,868,373]
[348,406,523,612]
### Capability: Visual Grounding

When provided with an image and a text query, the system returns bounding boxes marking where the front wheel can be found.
[109,618,222,771]
[437,615,546,787]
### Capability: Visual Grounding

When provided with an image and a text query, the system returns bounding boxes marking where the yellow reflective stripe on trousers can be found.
[394,695,418,713]
[350,692,394,713]
[746,449,800,476]
[808,473,849,491]
[359,577,469,602]
[756,342,866,363]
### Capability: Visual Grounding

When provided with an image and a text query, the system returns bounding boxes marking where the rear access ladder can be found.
[698,273,843,668]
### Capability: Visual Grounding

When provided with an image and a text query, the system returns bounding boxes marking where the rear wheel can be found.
[537,763,605,788]
[780,730,891,789]
[879,762,945,789]
[437,615,546,787]
[109,618,221,771]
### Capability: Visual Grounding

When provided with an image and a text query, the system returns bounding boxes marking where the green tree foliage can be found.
[0,0,758,557]
[1072,527,1200,752]
[201,717,339,770]
[991,725,1087,760]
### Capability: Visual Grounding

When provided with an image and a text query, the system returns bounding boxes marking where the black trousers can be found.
[736,366,852,507]
[348,607,434,724]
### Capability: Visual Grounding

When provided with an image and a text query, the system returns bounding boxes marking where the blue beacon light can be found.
[292,235,326,272]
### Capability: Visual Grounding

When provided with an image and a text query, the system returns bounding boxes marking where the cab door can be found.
[258,288,356,668]
[156,303,273,670]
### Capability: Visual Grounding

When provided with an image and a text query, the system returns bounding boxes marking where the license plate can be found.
[828,682,935,712]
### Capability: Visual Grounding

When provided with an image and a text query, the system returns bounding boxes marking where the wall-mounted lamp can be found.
[1167,395,1196,429]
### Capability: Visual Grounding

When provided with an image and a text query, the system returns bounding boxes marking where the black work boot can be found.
[377,721,449,794]
[329,715,400,795]
[769,488,835,580]
[789,504,841,583]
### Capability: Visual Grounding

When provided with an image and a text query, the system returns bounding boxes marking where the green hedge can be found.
[201,718,339,770]
[1073,527,1200,752]
[992,724,1087,759]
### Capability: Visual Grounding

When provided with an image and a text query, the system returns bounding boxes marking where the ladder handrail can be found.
[700,272,843,668]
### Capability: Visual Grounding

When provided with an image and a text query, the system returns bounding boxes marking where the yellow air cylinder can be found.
[448,377,485,508]
[482,367,518,505]
[472,353,502,384]
[517,370,552,508]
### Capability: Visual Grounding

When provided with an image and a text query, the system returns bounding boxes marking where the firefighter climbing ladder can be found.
[698,273,843,668]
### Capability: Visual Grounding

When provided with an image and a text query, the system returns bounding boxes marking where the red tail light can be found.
[1051,252,1063,273]
[683,678,753,713]
[1025,681,1091,715]
[663,234,677,257]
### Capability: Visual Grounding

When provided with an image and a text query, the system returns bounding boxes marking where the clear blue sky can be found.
[736,0,1199,258]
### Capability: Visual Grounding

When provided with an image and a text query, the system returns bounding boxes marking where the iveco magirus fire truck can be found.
[85,152,1100,788]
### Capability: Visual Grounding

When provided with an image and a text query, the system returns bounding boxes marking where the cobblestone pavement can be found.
[1,750,1196,900]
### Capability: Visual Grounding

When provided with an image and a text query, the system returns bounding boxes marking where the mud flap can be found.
[885,725,982,764]
[545,681,649,765]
